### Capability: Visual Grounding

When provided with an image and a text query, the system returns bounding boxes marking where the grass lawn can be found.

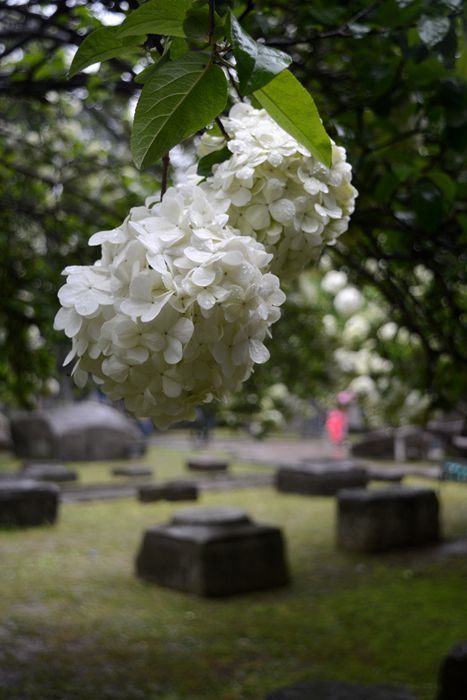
[0,445,466,699]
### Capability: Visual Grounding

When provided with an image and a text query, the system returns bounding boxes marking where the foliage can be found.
[0,0,466,421]
[0,2,155,406]
[67,0,332,167]
[240,0,467,420]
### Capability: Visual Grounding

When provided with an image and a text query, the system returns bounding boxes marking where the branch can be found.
[160,154,170,198]
[0,159,119,220]
[239,1,255,23]
[215,116,228,138]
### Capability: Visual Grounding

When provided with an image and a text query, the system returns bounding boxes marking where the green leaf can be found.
[169,37,189,60]
[134,61,164,85]
[254,70,332,167]
[183,6,225,41]
[118,0,193,39]
[131,52,228,169]
[68,26,140,78]
[228,12,292,95]
[197,145,230,177]
[429,171,456,203]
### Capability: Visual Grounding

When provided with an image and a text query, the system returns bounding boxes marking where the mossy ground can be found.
[0,443,466,699]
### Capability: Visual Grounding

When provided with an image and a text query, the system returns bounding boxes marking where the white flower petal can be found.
[164,337,183,364]
[162,374,182,397]
[191,266,217,287]
[249,339,270,364]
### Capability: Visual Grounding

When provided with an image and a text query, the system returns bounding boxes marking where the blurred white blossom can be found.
[378,321,398,341]
[333,286,363,316]
[342,314,370,343]
[321,270,348,294]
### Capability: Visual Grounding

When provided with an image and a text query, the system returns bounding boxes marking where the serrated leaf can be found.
[228,12,292,95]
[131,52,228,169]
[254,69,332,167]
[68,26,140,77]
[118,0,193,39]
[197,145,230,177]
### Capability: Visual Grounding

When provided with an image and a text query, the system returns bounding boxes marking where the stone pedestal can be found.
[136,506,289,597]
[186,456,228,473]
[0,480,59,527]
[437,641,467,700]
[366,467,404,484]
[265,680,416,699]
[21,463,78,482]
[337,487,440,552]
[276,463,368,496]
[351,427,432,460]
[138,481,198,503]
[112,465,153,478]
[10,401,144,461]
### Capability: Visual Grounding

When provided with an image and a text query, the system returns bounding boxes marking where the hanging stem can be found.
[160,153,170,197]
[215,116,228,139]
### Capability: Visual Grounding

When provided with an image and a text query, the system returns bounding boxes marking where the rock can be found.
[0,480,59,527]
[171,506,250,526]
[366,467,404,484]
[351,427,432,460]
[265,680,416,699]
[10,401,144,461]
[138,481,198,503]
[427,418,467,457]
[437,640,467,700]
[427,418,465,439]
[337,487,440,552]
[112,465,153,478]
[186,455,229,473]
[135,506,289,597]
[276,463,368,496]
[451,436,467,458]
[21,462,78,482]
[0,413,12,450]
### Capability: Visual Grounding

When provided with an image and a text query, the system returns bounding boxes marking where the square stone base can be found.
[138,481,198,503]
[276,464,368,496]
[0,480,59,527]
[136,507,289,597]
[112,465,153,478]
[337,487,440,552]
[186,456,228,473]
[438,641,467,700]
[21,463,78,482]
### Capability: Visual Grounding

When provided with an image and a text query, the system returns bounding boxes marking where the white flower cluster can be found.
[55,105,357,427]
[54,183,285,428]
[197,103,357,280]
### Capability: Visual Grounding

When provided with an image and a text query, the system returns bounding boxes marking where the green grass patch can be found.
[0,447,466,699]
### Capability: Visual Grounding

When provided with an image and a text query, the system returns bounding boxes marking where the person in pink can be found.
[325,407,348,446]
[325,391,353,452]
